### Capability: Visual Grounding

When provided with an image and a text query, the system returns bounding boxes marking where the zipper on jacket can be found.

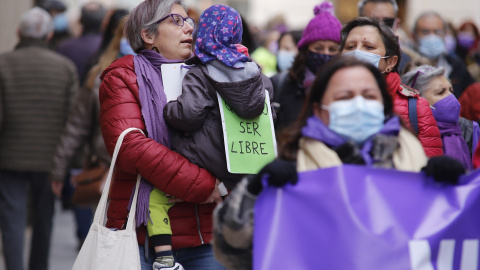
[195,205,204,244]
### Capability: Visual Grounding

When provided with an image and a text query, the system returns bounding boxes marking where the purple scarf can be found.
[195,5,248,68]
[129,49,184,228]
[301,115,400,166]
[431,95,472,170]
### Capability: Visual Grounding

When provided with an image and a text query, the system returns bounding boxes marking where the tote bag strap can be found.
[93,127,145,231]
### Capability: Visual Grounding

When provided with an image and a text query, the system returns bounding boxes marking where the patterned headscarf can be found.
[195,5,248,68]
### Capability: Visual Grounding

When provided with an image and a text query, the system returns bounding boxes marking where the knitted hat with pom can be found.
[297,1,342,48]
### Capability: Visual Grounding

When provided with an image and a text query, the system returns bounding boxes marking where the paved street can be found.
[0,201,79,270]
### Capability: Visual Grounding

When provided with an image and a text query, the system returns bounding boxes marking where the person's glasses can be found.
[419,29,445,36]
[382,17,396,28]
[156,13,195,29]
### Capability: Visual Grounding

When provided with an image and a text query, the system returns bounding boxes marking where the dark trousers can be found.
[0,171,55,270]
[61,170,92,243]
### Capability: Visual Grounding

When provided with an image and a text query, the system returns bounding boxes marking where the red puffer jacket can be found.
[459,82,480,122]
[99,55,216,249]
[385,72,443,157]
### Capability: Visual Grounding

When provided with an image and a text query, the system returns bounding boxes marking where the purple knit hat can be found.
[297,1,342,49]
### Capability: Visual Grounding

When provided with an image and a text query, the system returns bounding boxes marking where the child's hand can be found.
[167,195,184,203]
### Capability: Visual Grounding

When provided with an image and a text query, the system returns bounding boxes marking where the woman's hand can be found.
[168,179,223,204]
[422,156,465,185]
[51,181,63,198]
[201,179,223,204]
[247,159,298,195]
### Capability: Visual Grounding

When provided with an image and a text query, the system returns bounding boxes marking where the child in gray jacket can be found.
[148,4,275,270]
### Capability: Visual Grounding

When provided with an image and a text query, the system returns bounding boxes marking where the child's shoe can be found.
[152,255,185,270]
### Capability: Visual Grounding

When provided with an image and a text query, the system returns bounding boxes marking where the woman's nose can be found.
[184,22,194,34]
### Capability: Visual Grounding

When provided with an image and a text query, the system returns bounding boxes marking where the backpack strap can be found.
[408,97,419,135]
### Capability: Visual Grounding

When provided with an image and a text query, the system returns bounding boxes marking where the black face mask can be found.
[305,51,335,74]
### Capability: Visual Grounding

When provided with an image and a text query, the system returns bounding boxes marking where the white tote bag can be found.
[72,127,144,270]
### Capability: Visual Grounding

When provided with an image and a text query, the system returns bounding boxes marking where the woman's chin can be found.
[179,49,192,60]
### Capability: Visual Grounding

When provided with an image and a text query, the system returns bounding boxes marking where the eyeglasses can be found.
[418,29,445,36]
[382,17,396,28]
[156,13,195,29]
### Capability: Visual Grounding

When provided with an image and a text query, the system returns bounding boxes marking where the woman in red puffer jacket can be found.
[99,0,224,269]
[339,17,443,157]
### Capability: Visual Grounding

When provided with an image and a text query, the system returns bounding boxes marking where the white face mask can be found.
[277,50,296,72]
[322,95,385,144]
[343,50,389,68]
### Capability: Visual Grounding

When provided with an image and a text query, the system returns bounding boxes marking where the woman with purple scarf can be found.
[212,57,430,270]
[99,0,225,270]
[402,65,480,170]
[213,57,468,270]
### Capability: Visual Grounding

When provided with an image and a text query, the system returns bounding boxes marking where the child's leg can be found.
[147,188,174,247]
[147,188,179,269]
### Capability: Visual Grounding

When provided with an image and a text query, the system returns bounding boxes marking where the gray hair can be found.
[401,65,446,95]
[413,11,447,36]
[18,7,54,39]
[125,0,187,53]
[358,0,398,17]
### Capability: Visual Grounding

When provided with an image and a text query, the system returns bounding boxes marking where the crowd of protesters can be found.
[1,0,480,269]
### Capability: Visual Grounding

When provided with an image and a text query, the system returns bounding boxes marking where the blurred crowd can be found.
[2,0,480,269]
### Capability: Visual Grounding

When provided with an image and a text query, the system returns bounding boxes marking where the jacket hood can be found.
[195,58,266,119]
[384,71,419,98]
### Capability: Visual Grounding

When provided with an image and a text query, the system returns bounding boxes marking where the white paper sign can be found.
[161,63,191,101]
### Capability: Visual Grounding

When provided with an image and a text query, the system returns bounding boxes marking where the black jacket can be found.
[270,71,306,133]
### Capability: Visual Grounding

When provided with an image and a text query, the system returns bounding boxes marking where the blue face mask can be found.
[306,51,335,74]
[277,50,296,72]
[322,95,385,144]
[118,38,136,57]
[53,13,68,32]
[418,35,446,60]
[343,50,388,68]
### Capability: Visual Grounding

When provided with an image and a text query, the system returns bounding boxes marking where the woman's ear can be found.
[141,29,154,47]
[386,55,398,72]
[313,102,329,125]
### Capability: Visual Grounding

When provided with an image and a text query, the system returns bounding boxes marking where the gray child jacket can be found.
[164,57,276,190]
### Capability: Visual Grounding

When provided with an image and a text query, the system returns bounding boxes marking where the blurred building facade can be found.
[1,0,480,53]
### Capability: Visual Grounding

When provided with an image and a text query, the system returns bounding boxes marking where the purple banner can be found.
[254,165,480,270]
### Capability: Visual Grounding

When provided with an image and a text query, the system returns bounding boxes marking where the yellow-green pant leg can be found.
[147,188,175,237]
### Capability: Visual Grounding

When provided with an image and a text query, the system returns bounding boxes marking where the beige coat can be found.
[297,127,428,173]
